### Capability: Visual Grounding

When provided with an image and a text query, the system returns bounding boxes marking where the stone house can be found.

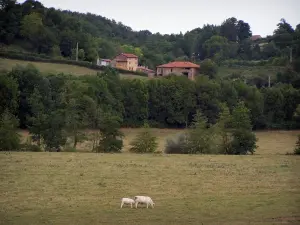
[156,61,200,80]
[96,58,111,66]
[111,53,138,71]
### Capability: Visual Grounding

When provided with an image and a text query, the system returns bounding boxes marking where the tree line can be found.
[1,0,300,69]
[0,65,299,152]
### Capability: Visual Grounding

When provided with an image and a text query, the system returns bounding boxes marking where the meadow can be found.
[1,129,300,225]
[0,58,148,79]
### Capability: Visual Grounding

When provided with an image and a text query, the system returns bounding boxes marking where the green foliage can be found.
[129,123,158,153]
[294,135,300,155]
[186,110,217,154]
[199,59,218,78]
[231,129,258,155]
[0,109,21,151]
[20,144,42,152]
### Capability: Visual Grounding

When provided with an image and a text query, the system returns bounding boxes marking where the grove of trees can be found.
[0,64,299,153]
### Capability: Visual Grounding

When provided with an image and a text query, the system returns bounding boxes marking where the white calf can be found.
[134,196,155,208]
[120,197,135,208]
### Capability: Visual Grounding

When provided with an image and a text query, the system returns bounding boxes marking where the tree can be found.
[220,17,238,42]
[186,110,216,154]
[0,109,21,151]
[199,59,218,79]
[215,103,233,154]
[203,35,230,62]
[230,101,257,154]
[129,123,158,153]
[236,20,252,42]
[27,87,47,147]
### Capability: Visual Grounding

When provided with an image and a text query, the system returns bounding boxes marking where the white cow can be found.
[120,197,135,208]
[134,196,155,208]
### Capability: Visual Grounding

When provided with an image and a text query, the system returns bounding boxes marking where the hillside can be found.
[1,0,299,72]
[0,58,148,79]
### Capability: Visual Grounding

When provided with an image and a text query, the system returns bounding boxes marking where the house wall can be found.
[127,58,138,71]
[116,61,127,70]
[156,67,198,80]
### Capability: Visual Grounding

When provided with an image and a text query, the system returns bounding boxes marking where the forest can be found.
[1,0,300,69]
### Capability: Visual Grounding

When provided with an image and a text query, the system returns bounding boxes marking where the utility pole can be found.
[76,42,78,61]
[268,75,271,88]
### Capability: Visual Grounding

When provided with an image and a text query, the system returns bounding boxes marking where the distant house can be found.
[97,58,111,66]
[156,61,200,80]
[250,35,262,41]
[111,53,138,71]
[137,66,155,77]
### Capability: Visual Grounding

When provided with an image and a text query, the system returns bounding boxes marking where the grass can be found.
[19,128,300,154]
[1,129,300,224]
[0,58,148,79]
[0,151,299,225]
[217,65,285,80]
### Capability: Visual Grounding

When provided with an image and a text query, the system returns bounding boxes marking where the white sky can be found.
[18,0,300,37]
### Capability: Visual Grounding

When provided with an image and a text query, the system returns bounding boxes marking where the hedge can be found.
[0,50,148,77]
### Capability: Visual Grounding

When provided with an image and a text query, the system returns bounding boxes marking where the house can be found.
[111,53,138,71]
[156,61,200,80]
[250,35,262,41]
[137,66,155,77]
[96,58,111,66]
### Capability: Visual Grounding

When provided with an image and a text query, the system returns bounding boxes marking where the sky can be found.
[18,0,300,37]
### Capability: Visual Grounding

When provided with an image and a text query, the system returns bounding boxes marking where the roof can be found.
[250,35,262,41]
[157,61,200,68]
[120,53,138,58]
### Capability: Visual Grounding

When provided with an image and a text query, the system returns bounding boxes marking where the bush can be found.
[294,135,300,155]
[96,136,123,153]
[231,129,257,155]
[19,144,42,152]
[164,133,188,154]
[200,59,218,79]
[129,124,158,153]
[0,110,21,151]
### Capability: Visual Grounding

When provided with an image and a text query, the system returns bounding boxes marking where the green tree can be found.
[230,101,257,155]
[186,110,216,154]
[294,135,300,155]
[0,109,21,151]
[199,59,218,78]
[129,123,158,153]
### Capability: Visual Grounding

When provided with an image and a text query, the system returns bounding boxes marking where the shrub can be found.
[19,144,42,152]
[95,136,123,153]
[294,135,300,155]
[129,123,158,153]
[0,110,21,151]
[231,129,257,155]
[200,59,218,79]
[164,133,188,154]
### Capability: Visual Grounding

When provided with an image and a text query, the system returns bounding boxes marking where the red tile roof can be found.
[121,53,138,58]
[157,61,200,68]
[250,35,262,41]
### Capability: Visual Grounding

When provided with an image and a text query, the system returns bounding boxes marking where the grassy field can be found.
[0,58,148,79]
[0,129,299,225]
[218,65,285,80]
[19,128,300,154]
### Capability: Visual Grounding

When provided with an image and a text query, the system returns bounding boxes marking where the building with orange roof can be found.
[156,61,200,80]
[111,53,139,71]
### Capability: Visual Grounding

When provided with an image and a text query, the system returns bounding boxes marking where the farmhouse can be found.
[96,58,111,66]
[156,61,200,80]
[111,53,139,71]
